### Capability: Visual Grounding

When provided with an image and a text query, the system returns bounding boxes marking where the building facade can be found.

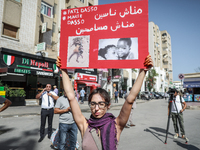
[0,0,98,103]
[148,22,173,92]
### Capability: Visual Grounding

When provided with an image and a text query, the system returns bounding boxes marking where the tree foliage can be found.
[146,68,158,92]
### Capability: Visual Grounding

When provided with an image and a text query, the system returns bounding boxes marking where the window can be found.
[80,0,84,3]
[41,2,53,18]
[2,23,18,39]
[15,0,21,2]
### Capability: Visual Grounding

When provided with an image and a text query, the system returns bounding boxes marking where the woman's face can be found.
[90,94,110,118]
[105,47,118,60]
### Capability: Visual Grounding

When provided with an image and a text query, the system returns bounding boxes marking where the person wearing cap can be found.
[168,89,189,141]
[53,85,58,95]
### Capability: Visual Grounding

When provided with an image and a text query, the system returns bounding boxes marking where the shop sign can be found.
[41,22,47,33]
[75,69,97,76]
[36,71,53,76]
[37,42,46,52]
[14,68,31,74]
[75,73,97,81]
[0,49,56,77]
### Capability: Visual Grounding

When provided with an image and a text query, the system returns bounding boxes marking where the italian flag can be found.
[3,55,15,66]
[53,64,59,73]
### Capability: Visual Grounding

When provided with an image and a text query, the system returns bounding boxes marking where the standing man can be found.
[36,84,59,142]
[54,92,78,150]
[79,87,85,104]
[0,96,12,112]
[124,87,136,128]
[53,85,59,95]
[114,89,119,103]
[168,89,189,141]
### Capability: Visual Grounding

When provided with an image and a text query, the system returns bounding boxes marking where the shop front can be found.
[74,69,100,101]
[183,73,200,102]
[0,48,58,101]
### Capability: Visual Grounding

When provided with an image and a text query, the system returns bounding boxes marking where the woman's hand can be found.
[56,56,61,68]
[144,55,153,71]
[56,56,68,74]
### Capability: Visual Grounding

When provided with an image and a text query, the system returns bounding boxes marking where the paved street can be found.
[0,99,200,150]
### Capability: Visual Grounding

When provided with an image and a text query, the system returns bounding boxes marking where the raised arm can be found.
[56,57,87,135]
[116,55,153,131]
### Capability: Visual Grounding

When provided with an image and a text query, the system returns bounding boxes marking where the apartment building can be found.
[161,30,173,87]
[149,22,173,92]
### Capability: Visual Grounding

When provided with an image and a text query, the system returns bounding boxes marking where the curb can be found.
[186,105,200,110]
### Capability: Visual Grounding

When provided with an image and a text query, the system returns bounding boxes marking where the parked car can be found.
[151,92,160,99]
[154,92,164,99]
[140,91,151,100]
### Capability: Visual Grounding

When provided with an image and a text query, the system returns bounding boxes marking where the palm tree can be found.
[146,68,158,91]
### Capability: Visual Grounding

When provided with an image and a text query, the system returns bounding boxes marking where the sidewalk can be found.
[0,98,199,118]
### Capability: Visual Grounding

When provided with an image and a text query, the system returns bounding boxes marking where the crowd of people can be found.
[0,54,190,149]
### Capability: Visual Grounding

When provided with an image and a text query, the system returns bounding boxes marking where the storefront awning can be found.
[183,81,200,88]
[77,81,100,87]
[184,78,200,88]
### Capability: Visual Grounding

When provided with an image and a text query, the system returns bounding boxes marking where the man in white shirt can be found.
[36,84,59,142]
[168,89,189,141]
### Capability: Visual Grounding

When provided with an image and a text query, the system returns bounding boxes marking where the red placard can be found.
[60,0,148,69]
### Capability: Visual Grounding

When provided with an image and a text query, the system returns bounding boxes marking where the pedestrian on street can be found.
[36,84,59,142]
[54,92,78,150]
[80,87,85,104]
[56,55,153,150]
[124,87,136,128]
[114,89,119,103]
[0,96,12,112]
[54,85,59,95]
[168,89,189,142]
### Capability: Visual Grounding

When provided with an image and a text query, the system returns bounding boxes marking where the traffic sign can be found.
[178,74,184,80]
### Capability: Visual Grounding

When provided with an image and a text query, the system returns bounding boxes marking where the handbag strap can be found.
[90,128,102,150]
[179,95,185,110]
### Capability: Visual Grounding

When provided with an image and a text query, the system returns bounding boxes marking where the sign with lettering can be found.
[60,0,148,69]
[0,49,57,77]
[37,42,46,52]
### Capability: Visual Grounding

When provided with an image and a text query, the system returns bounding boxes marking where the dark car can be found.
[151,92,160,99]
[154,92,164,99]
[140,91,150,100]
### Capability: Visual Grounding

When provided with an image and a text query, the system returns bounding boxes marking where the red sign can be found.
[75,73,97,81]
[60,0,148,69]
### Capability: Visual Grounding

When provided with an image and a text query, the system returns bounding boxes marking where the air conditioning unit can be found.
[42,52,48,57]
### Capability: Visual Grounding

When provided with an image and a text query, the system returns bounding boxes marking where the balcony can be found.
[162,42,168,48]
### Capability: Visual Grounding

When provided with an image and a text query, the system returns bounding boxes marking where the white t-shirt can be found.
[41,91,57,109]
[171,95,185,113]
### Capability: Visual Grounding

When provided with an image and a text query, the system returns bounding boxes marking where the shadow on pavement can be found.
[144,127,174,144]
[174,140,200,150]
[0,125,15,135]
[0,128,38,150]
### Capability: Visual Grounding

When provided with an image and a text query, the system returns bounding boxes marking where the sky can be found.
[98,0,200,81]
